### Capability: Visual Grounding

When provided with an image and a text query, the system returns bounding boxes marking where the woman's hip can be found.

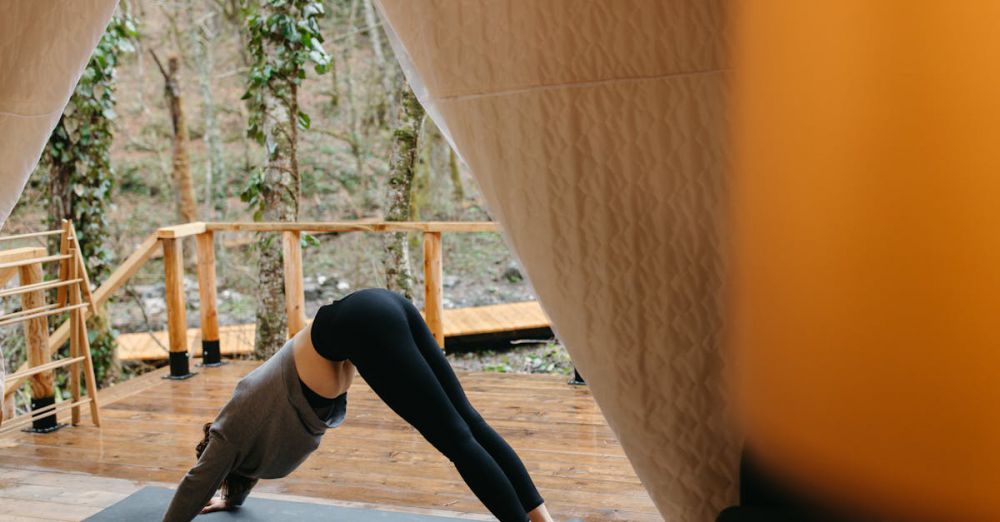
[311,288,412,360]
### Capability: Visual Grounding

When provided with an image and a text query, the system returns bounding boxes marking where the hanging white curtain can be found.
[373,1,737,520]
[0,0,118,229]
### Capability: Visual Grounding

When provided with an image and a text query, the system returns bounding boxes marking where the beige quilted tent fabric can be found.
[375,1,739,519]
[0,0,118,229]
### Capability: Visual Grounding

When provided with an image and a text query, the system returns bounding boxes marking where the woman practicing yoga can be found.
[163,287,552,522]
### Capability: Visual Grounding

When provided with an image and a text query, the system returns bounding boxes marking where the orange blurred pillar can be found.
[731,2,1000,519]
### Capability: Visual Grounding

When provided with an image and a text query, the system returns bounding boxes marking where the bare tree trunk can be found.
[47,166,73,239]
[423,119,466,210]
[46,164,73,281]
[410,115,430,220]
[342,0,374,210]
[190,3,224,219]
[162,1,189,59]
[254,86,300,360]
[449,148,465,208]
[328,49,340,109]
[382,83,424,299]
[362,0,385,66]
[362,0,395,118]
[221,0,251,67]
[152,51,199,225]
[124,0,148,115]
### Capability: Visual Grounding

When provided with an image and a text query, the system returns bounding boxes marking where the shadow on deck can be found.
[0,361,659,521]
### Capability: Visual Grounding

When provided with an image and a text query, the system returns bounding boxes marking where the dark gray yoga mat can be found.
[85,486,469,521]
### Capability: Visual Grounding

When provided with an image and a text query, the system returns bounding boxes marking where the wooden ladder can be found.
[0,221,102,432]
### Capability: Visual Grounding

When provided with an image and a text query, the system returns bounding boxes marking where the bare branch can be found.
[149,49,169,80]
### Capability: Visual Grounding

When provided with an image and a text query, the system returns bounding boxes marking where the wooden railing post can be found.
[163,238,194,379]
[196,231,222,366]
[283,231,305,338]
[0,246,45,422]
[423,231,445,348]
[19,261,57,431]
[67,243,101,426]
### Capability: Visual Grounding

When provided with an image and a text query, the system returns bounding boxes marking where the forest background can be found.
[2,0,572,410]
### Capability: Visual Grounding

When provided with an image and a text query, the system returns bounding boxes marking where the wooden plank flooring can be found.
[0,362,659,521]
[117,301,552,361]
[442,301,551,336]
[117,323,256,361]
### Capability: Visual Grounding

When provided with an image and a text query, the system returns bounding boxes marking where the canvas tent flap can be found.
[374,1,738,520]
[0,0,118,229]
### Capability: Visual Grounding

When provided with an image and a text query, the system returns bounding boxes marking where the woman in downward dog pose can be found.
[163,287,553,522]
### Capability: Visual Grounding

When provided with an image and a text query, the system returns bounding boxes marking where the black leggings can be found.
[310,288,543,521]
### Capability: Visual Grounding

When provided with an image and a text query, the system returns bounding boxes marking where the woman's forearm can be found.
[162,436,237,521]
[163,471,225,522]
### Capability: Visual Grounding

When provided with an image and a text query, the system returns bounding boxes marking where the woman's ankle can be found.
[528,504,554,522]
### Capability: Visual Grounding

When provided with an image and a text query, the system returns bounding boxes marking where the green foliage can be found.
[483,361,513,374]
[240,0,330,165]
[450,342,572,375]
[40,13,136,387]
[43,15,136,280]
[238,168,269,221]
[301,232,320,248]
[239,0,330,221]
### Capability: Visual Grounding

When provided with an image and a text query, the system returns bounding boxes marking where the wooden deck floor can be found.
[0,362,659,521]
[117,301,552,361]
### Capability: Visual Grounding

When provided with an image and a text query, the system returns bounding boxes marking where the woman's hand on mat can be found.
[200,497,233,514]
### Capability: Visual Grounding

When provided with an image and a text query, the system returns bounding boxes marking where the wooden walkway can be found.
[0,362,659,521]
[117,301,552,361]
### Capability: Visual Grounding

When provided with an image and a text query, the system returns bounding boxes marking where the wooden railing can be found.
[5,233,160,401]
[0,222,102,430]
[158,221,499,378]
[2,221,499,392]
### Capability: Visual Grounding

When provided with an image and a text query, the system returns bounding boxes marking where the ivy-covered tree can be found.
[382,83,424,299]
[41,14,137,386]
[240,0,330,359]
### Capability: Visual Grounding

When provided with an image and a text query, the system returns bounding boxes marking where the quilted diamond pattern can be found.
[376,2,737,519]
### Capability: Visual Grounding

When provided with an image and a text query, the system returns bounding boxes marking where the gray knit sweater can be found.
[162,339,347,521]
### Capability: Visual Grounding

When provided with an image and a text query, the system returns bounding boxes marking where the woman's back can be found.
[162,339,343,521]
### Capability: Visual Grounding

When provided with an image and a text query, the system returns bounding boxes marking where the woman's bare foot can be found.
[528,504,554,522]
